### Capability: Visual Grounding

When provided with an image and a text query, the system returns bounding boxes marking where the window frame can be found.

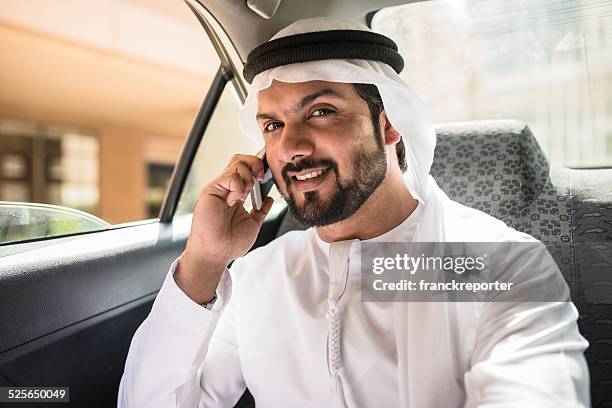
[159,0,253,223]
[158,66,234,223]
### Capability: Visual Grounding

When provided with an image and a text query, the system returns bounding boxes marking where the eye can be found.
[263,121,283,133]
[310,108,335,117]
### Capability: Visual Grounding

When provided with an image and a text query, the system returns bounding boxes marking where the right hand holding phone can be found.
[175,153,274,304]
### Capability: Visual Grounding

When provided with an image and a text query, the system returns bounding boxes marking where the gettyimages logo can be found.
[372,253,487,275]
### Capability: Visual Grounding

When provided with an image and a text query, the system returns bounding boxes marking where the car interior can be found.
[0,0,610,407]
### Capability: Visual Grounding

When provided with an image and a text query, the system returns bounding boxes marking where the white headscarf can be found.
[239,17,434,205]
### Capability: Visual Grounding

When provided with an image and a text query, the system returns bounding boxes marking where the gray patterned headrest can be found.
[431,119,550,222]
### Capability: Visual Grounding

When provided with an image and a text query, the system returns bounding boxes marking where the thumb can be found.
[249,196,274,226]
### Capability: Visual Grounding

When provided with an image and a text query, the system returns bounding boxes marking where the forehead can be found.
[257,80,357,111]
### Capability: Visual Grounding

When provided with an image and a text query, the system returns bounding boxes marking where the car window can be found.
[0,0,220,244]
[175,80,285,218]
[0,201,110,245]
[371,0,612,168]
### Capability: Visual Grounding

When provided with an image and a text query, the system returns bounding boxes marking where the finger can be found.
[233,161,256,200]
[216,170,246,205]
[227,154,265,181]
[249,196,274,226]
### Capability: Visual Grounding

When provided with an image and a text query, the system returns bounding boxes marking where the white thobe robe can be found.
[118,202,590,407]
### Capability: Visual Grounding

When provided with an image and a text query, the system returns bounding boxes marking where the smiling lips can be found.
[288,167,331,192]
[295,169,326,180]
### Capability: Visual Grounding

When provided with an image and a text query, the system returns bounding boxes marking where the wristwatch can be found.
[201,294,217,310]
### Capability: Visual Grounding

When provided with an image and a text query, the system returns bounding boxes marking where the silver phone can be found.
[249,148,274,210]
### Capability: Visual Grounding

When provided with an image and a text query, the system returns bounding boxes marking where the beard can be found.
[279,136,388,227]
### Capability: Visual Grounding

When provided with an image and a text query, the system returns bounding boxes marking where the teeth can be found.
[295,169,326,181]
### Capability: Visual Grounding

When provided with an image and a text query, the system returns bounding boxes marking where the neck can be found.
[316,172,418,243]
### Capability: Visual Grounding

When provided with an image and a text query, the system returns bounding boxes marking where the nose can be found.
[276,123,314,164]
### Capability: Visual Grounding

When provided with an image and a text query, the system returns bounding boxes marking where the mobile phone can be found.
[249,148,274,210]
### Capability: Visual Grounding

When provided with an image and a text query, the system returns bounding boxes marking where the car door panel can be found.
[0,221,188,353]
[0,220,189,407]
[0,297,154,408]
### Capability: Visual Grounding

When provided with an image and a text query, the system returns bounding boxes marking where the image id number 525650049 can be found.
[0,387,69,403]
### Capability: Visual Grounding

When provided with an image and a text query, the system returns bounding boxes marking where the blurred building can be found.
[0,0,218,224]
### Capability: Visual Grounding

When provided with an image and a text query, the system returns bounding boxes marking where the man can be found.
[118,18,590,407]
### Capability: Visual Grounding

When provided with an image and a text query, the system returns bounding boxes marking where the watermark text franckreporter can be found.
[372,279,514,292]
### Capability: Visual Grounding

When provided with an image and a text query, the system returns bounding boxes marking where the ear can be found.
[379,110,401,147]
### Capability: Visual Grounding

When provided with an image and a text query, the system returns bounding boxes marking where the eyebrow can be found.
[256,88,345,121]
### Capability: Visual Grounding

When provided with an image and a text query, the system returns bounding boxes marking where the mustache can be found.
[281,158,338,184]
